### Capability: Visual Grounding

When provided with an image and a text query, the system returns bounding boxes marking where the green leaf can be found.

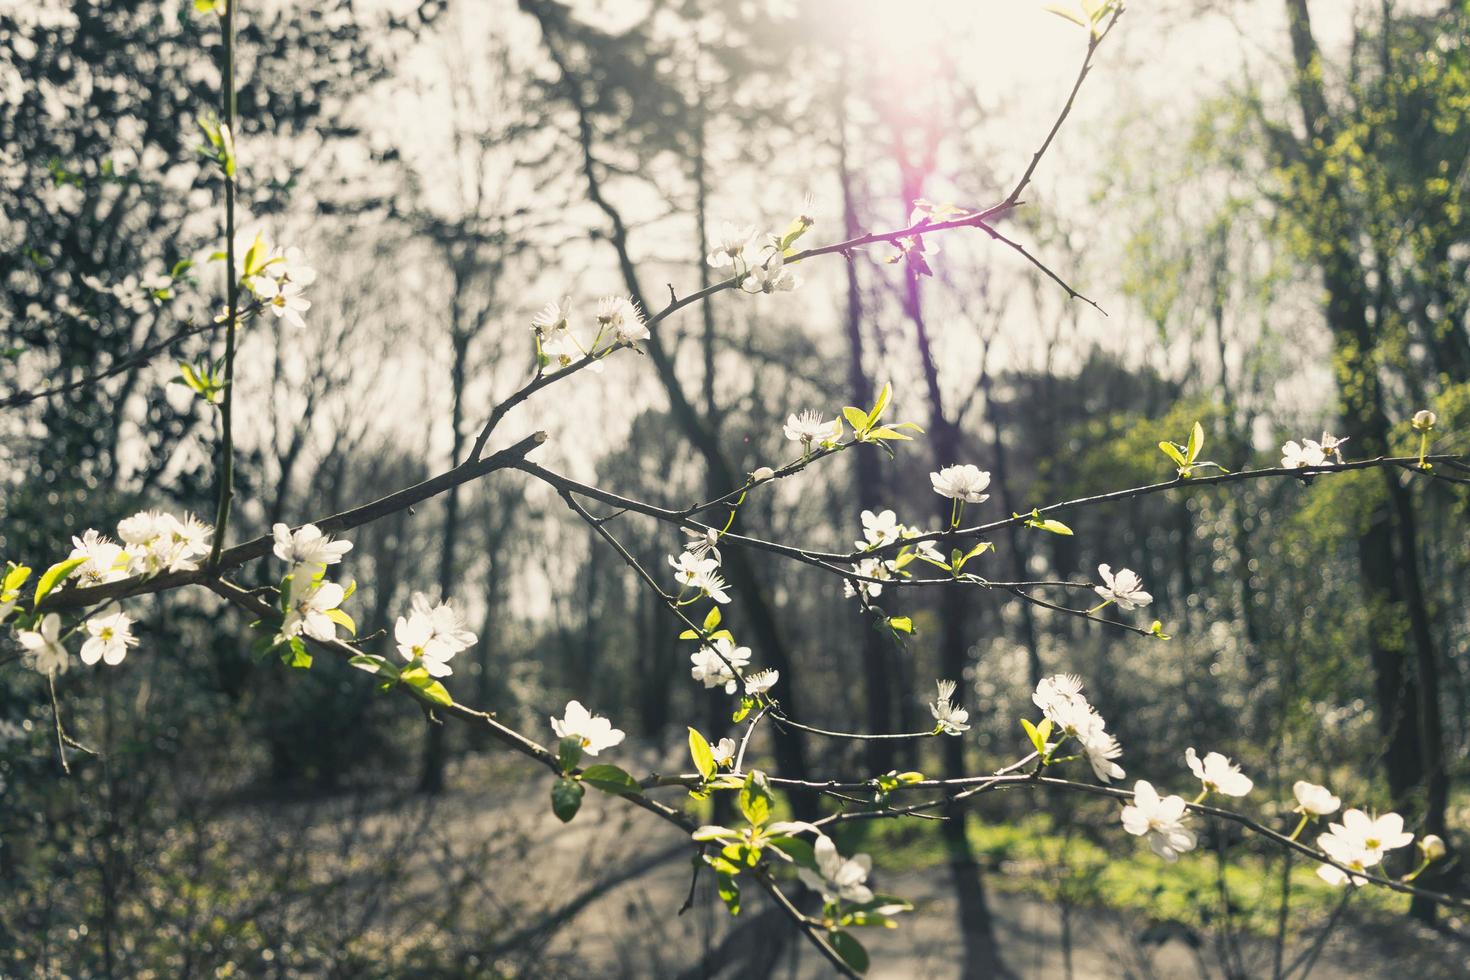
[1029,518,1073,535]
[416,680,452,705]
[1150,620,1172,641]
[679,628,700,640]
[738,772,772,827]
[1044,3,1087,27]
[324,607,356,635]
[702,606,722,631]
[551,776,584,822]
[558,734,584,773]
[1158,441,1187,468]
[1021,718,1047,755]
[867,381,892,426]
[766,836,816,868]
[33,557,87,607]
[580,763,641,796]
[688,727,717,780]
[732,697,753,723]
[842,911,897,929]
[829,931,869,974]
[3,563,32,596]
[282,637,312,670]
[887,615,914,635]
[1187,421,1204,463]
[716,870,741,915]
[842,406,870,435]
[865,426,913,441]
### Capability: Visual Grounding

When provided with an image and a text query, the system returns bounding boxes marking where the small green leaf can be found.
[738,772,772,828]
[842,406,870,434]
[1187,421,1204,463]
[1150,620,1172,640]
[867,381,892,426]
[33,557,87,607]
[551,776,584,822]
[1029,518,1073,535]
[580,763,641,796]
[702,606,722,631]
[324,607,356,635]
[829,931,869,974]
[282,636,312,670]
[887,615,914,635]
[558,734,584,773]
[716,870,741,915]
[688,727,717,780]
[1158,441,1187,468]
[766,836,816,868]
[1021,718,1047,755]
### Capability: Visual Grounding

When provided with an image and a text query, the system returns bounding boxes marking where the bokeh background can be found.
[2,0,1469,975]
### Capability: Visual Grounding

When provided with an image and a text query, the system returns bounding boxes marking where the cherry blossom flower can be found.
[1094,564,1152,610]
[741,250,799,293]
[690,637,751,694]
[798,835,873,904]
[706,221,755,269]
[842,556,893,599]
[783,410,842,453]
[1420,834,1446,861]
[751,466,775,482]
[1281,432,1346,469]
[670,551,731,603]
[744,668,779,696]
[68,529,127,586]
[859,509,904,549]
[392,594,476,672]
[1412,410,1438,431]
[531,299,570,334]
[711,737,737,767]
[118,510,212,574]
[19,613,70,676]
[1313,810,1412,887]
[1032,673,1086,716]
[551,699,625,756]
[1120,780,1197,862]
[930,679,970,735]
[1080,728,1126,783]
[275,245,317,287]
[254,277,310,329]
[81,605,137,666]
[1185,747,1253,797]
[681,526,722,564]
[930,464,991,504]
[279,576,347,644]
[596,295,648,345]
[1293,781,1341,817]
[272,522,352,571]
[1323,809,1414,867]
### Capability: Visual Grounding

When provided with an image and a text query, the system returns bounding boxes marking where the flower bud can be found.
[752,466,775,482]
[1419,834,1446,861]
[1411,410,1437,432]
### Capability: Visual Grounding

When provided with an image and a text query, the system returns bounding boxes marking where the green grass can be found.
[845,810,1408,936]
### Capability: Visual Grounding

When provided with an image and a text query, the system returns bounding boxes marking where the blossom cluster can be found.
[705,219,803,294]
[1280,430,1347,468]
[237,230,316,329]
[530,295,648,371]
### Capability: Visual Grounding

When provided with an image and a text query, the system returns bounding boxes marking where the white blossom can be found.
[744,668,779,696]
[1321,809,1413,869]
[275,245,317,287]
[272,523,352,571]
[690,637,752,694]
[1080,728,1126,783]
[859,509,904,550]
[706,221,756,269]
[18,613,69,676]
[551,699,625,756]
[68,529,127,586]
[1185,747,1253,797]
[118,510,212,574]
[741,250,799,294]
[1292,780,1341,817]
[1281,432,1347,469]
[842,556,893,599]
[80,605,137,666]
[783,410,842,452]
[711,737,737,767]
[254,276,310,329]
[930,464,991,504]
[669,551,731,603]
[798,835,873,904]
[1032,673,1086,716]
[930,679,970,735]
[596,295,648,344]
[1120,780,1197,862]
[279,575,347,644]
[681,526,722,564]
[1094,564,1152,610]
[1412,410,1438,432]
[392,593,476,676]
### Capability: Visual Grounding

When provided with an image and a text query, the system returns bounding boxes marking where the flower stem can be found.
[208,0,239,569]
[1287,813,1310,841]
